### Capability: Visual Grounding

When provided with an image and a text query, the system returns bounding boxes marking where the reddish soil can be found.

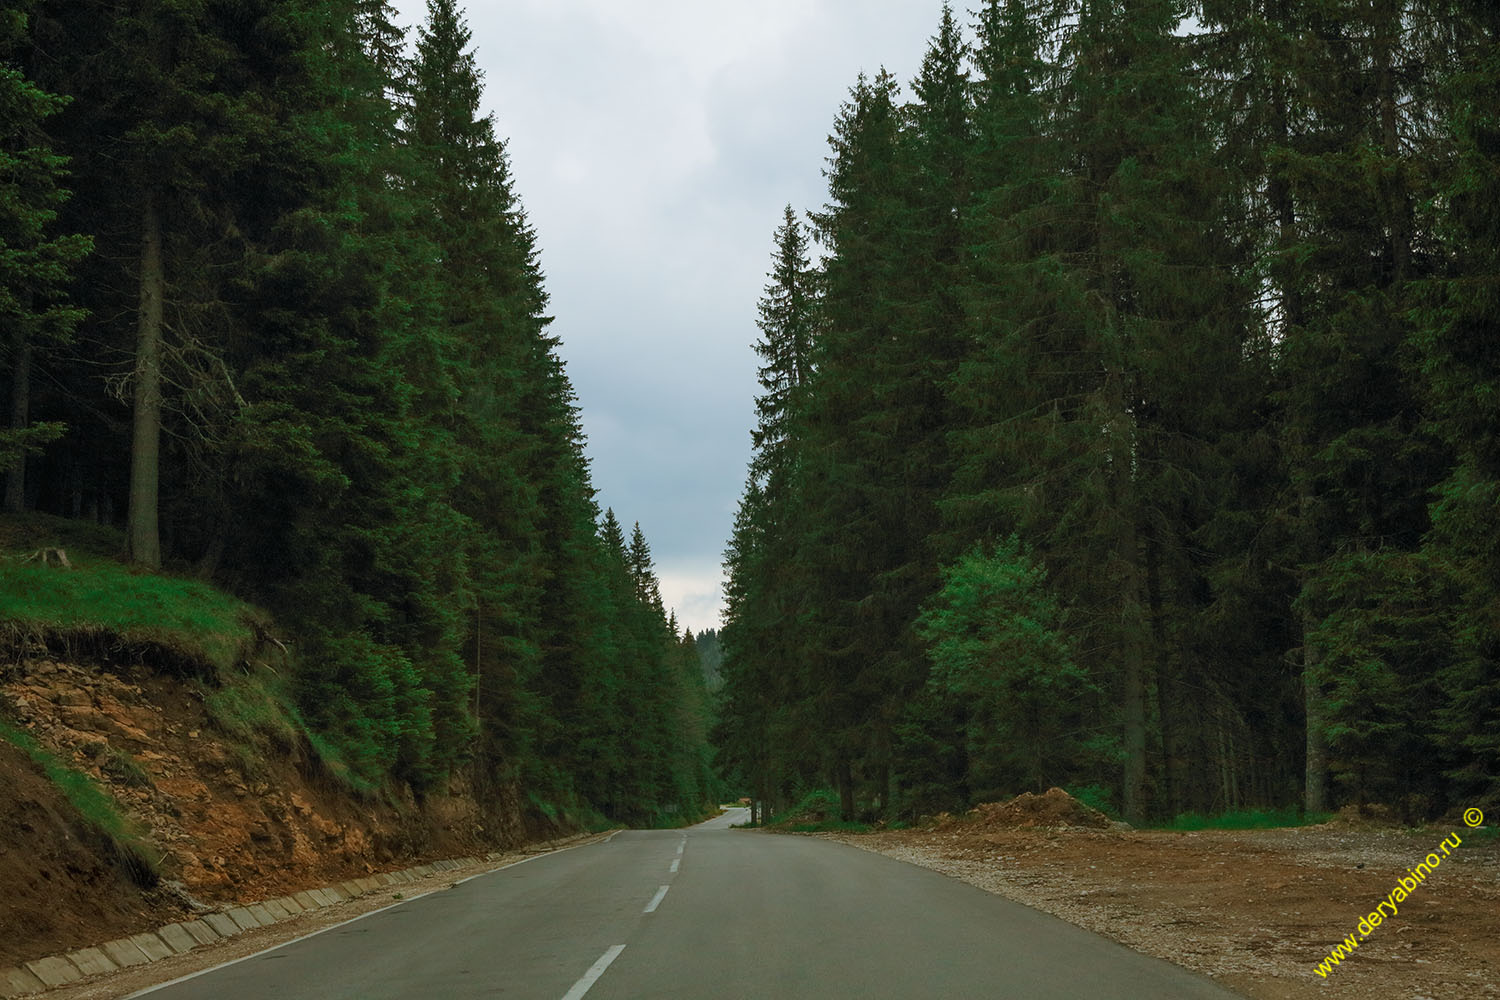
[0,656,531,969]
[829,790,1500,1000]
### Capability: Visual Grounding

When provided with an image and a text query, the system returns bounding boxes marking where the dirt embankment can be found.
[827,790,1500,1000]
[0,655,535,968]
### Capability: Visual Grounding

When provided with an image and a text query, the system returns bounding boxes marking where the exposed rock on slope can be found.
[0,653,525,966]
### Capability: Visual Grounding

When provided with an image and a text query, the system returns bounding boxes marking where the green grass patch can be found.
[203,671,381,797]
[1456,825,1498,847]
[1155,807,1333,831]
[782,819,873,833]
[302,726,383,797]
[203,675,299,753]
[527,791,560,823]
[0,718,162,884]
[1,556,256,673]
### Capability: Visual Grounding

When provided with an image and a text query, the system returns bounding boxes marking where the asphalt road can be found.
[131,808,1241,999]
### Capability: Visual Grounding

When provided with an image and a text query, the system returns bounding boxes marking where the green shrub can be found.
[1067,784,1120,820]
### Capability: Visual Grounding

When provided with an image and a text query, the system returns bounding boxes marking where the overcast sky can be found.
[390,0,947,633]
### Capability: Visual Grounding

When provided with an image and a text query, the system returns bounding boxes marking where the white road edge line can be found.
[560,944,626,1000]
[643,884,670,913]
[123,830,624,998]
[675,842,685,855]
[669,858,680,873]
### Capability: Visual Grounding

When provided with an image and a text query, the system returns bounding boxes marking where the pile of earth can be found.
[962,787,1111,830]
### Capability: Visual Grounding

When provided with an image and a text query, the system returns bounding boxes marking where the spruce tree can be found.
[0,9,89,506]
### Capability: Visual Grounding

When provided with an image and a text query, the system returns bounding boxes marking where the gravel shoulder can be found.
[820,822,1500,1000]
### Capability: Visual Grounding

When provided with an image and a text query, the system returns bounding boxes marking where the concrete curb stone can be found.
[180,920,221,947]
[61,948,116,977]
[225,907,262,932]
[0,967,47,997]
[23,956,82,988]
[156,924,198,955]
[99,939,150,969]
[246,905,276,927]
[203,912,241,938]
[129,934,174,962]
[292,890,322,910]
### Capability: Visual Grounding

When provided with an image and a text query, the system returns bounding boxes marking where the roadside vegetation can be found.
[0,717,161,885]
[1,0,721,828]
[716,0,1500,830]
[1,513,259,676]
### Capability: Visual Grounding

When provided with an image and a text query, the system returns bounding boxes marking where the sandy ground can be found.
[822,819,1500,999]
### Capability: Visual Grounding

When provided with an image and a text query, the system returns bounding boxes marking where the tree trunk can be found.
[1374,7,1411,283]
[1303,634,1328,812]
[4,321,31,513]
[1300,469,1329,811]
[835,757,854,822]
[1144,519,1183,816]
[1108,371,1149,825]
[1269,52,1328,815]
[127,190,164,569]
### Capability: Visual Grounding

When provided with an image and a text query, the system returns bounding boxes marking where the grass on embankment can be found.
[0,717,163,885]
[0,512,385,822]
[0,512,258,676]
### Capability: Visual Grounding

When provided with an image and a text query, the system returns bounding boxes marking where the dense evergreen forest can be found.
[0,0,715,825]
[716,0,1499,826]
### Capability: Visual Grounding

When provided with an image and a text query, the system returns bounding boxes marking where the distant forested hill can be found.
[0,0,714,825]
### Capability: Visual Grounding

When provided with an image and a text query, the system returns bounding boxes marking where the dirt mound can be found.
[1320,802,1407,828]
[966,787,1110,830]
